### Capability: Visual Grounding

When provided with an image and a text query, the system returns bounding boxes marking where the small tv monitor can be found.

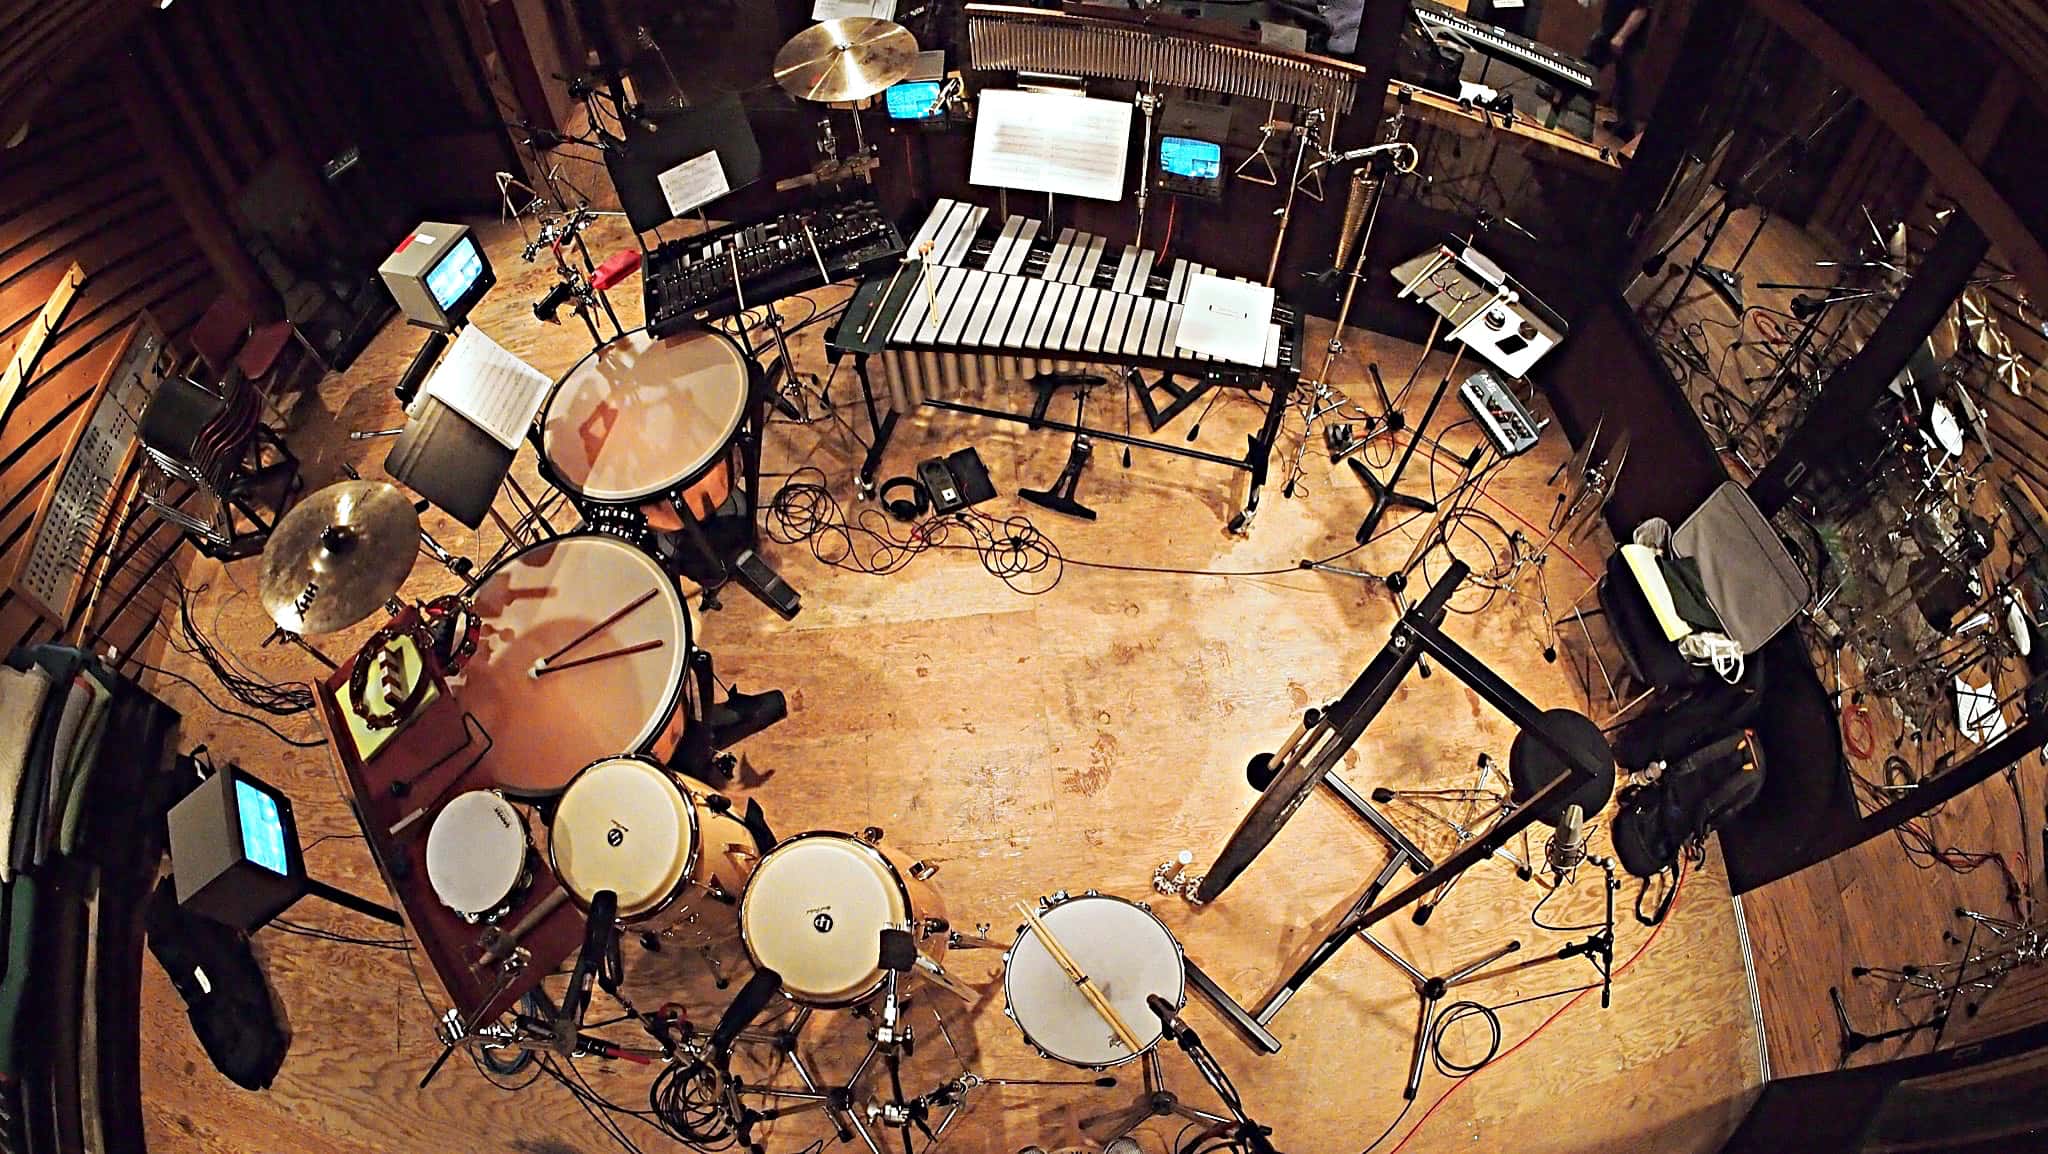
[1160,136,1222,182]
[886,80,945,120]
[379,221,497,331]
[235,778,291,875]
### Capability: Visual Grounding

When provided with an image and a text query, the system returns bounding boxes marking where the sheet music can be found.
[812,0,897,18]
[1176,273,1275,365]
[658,150,730,218]
[419,325,551,451]
[970,90,1132,202]
[1956,675,2009,745]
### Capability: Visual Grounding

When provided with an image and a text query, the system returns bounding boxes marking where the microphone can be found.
[1146,993,1183,1041]
[711,967,784,1057]
[555,890,618,1054]
[1306,142,1410,175]
[1545,804,1588,880]
[1789,293,1822,319]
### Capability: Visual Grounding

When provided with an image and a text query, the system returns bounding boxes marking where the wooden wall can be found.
[0,76,219,666]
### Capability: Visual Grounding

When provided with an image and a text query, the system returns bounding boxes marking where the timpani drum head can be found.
[740,834,909,1006]
[452,534,690,797]
[551,757,696,920]
[1003,894,1183,1068]
[425,791,528,918]
[541,327,751,503]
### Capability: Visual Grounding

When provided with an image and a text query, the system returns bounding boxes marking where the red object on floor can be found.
[591,250,643,292]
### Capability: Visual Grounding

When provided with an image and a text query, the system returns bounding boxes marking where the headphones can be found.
[879,475,930,523]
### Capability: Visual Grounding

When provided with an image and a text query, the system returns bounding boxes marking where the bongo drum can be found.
[549,756,758,935]
[539,326,753,532]
[738,832,947,1008]
[451,533,691,797]
[1003,892,1185,1068]
[425,790,535,924]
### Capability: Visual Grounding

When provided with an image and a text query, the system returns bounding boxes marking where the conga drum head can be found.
[740,834,911,1006]
[452,534,690,797]
[426,791,530,920]
[551,757,697,921]
[1003,894,1183,1068]
[541,328,751,504]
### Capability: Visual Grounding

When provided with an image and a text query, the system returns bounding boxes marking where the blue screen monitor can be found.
[885,81,945,120]
[426,235,486,311]
[1160,137,1222,181]
[236,779,291,876]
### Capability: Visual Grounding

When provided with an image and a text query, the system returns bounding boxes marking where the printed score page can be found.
[969,89,1133,202]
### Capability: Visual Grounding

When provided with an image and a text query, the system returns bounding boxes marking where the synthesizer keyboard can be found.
[1410,0,1598,96]
[643,199,903,335]
[1458,370,1542,458]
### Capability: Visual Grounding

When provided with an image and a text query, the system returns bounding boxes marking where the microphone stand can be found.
[1147,995,1281,1154]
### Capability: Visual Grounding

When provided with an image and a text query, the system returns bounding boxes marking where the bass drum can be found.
[738,832,947,1008]
[451,533,692,797]
[550,756,758,937]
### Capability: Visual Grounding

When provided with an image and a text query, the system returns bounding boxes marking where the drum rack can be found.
[1184,560,1608,1053]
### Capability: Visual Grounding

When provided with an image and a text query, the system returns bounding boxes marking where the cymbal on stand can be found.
[260,481,422,635]
[773,18,918,104]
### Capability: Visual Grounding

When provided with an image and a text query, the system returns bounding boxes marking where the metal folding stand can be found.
[1364,933,1521,1100]
[1184,560,1607,1054]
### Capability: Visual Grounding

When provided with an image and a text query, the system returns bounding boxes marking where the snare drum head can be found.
[542,328,750,503]
[453,535,689,796]
[1004,895,1183,1067]
[426,791,528,916]
[741,834,909,1005]
[551,757,697,919]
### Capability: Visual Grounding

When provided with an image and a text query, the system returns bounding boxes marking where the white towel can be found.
[0,666,55,883]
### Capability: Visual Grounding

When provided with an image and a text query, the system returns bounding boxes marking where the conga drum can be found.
[450,533,692,797]
[549,756,758,937]
[738,832,948,1008]
[538,326,753,532]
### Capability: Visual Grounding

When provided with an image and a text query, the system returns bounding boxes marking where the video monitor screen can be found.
[1159,137,1222,181]
[235,779,291,876]
[426,235,486,311]
[885,81,945,120]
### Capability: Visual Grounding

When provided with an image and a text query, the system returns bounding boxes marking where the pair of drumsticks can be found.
[1014,902,1145,1055]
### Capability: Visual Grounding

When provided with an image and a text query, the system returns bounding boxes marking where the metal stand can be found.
[1079,1050,1232,1144]
[1371,752,1536,926]
[298,878,404,926]
[1365,933,1522,1099]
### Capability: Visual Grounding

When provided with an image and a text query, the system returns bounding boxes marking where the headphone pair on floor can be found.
[879,475,930,523]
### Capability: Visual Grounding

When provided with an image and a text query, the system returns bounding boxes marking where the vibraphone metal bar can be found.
[965,3,1365,129]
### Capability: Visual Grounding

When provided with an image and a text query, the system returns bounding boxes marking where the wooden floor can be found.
[1635,201,2045,1079]
[135,216,1764,1153]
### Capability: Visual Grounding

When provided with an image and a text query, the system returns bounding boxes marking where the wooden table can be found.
[312,611,584,1026]
[1390,83,1626,180]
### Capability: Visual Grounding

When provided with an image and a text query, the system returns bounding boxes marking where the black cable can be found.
[1357,1097,1413,1154]
[266,918,412,950]
[133,662,325,748]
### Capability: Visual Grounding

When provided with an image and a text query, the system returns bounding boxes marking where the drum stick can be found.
[476,887,572,968]
[532,638,664,677]
[537,590,657,670]
[1015,902,1145,1055]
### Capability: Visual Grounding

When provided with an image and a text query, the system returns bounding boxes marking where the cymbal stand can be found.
[1147,996,1281,1154]
[722,1002,884,1154]
[1265,107,1324,286]
[725,247,814,423]
[1364,933,1522,1100]
[1830,917,1982,1067]
[1079,1049,1234,1146]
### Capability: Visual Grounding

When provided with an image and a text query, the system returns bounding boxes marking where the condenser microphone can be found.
[1545,804,1588,880]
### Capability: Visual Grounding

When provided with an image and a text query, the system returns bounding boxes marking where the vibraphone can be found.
[828,199,1303,531]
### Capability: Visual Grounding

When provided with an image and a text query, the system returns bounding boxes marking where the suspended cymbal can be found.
[772,18,918,104]
[260,481,421,635]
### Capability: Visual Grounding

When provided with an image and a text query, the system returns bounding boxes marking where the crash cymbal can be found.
[260,481,421,635]
[773,18,917,104]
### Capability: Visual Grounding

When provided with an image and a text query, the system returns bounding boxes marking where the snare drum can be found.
[539,326,754,532]
[451,533,692,797]
[738,832,948,1008]
[550,756,758,935]
[1003,892,1185,1069]
[425,790,535,924]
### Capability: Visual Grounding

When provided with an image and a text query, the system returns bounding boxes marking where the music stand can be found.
[605,91,764,235]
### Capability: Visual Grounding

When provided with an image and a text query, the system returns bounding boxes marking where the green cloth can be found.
[0,875,36,1078]
[1658,554,1723,635]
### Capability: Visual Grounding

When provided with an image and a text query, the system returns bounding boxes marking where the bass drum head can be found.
[453,534,690,796]
[541,327,751,504]
[740,834,910,1006]
[551,757,698,921]
[1004,895,1183,1068]
[426,791,529,918]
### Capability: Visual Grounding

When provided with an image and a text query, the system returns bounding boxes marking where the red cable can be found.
[1380,864,1689,1154]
